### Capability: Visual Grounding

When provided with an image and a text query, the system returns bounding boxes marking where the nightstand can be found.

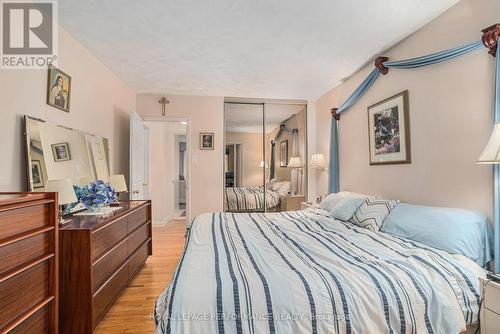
[281,194,305,211]
[301,202,314,210]
[480,277,500,333]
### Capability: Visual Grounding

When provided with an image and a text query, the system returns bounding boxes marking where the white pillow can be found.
[276,181,291,194]
[319,192,346,211]
[267,178,277,189]
[271,181,284,191]
[330,197,365,221]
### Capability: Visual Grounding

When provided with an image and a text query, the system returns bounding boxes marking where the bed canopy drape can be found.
[327,24,500,270]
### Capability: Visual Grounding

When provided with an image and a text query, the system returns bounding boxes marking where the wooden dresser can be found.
[59,200,152,334]
[0,192,58,334]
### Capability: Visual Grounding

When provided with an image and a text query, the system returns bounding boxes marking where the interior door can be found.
[129,111,149,200]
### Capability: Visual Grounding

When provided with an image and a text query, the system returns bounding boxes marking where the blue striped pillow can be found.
[329,197,365,221]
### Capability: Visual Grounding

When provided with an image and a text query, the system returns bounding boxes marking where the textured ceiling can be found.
[59,0,459,100]
[225,103,305,133]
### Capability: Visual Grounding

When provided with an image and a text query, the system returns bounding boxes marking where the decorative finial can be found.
[158,96,169,116]
[375,56,389,74]
[482,24,500,57]
[331,108,340,121]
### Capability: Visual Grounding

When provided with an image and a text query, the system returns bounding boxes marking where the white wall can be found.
[137,94,224,218]
[145,121,186,224]
[0,28,136,191]
[226,132,263,187]
[313,0,499,219]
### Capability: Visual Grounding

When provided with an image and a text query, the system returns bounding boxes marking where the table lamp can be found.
[46,179,77,225]
[288,157,303,195]
[309,153,328,171]
[478,123,500,163]
[109,174,128,204]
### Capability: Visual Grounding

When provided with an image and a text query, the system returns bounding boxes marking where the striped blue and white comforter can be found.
[225,187,281,212]
[155,209,485,334]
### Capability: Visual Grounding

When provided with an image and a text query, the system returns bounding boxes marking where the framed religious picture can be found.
[51,142,71,162]
[280,140,288,167]
[200,132,214,150]
[367,90,411,165]
[31,160,44,188]
[47,65,71,112]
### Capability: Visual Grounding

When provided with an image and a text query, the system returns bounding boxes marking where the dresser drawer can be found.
[92,239,128,292]
[0,231,50,277]
[92,262,129,326]
[128,223,150,255]
[484,281,500,314]
[7,302,51,334]
[0,260,50,327]
[92,216,128,259]
[0,204,51,240]
[482,308,500,333]
[128,205,149,232]
[129,241,149,278]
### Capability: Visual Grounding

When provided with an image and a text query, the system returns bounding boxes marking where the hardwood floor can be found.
[94,219,186,334]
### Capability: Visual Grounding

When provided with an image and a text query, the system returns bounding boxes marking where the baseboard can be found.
[152,217,169,226]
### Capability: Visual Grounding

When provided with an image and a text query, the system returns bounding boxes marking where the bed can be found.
[155,208,486,334]
[224,187,282,212]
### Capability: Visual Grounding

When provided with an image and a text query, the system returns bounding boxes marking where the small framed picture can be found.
[47,65,71,112]
[280,140,288,167]
[368,90,411,165]
[31,160,44,188]
[200,132,214,150]
[52,142,71,162]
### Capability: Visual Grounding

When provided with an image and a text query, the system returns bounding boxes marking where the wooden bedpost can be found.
[482,23,500,57]
[375,56,389,74]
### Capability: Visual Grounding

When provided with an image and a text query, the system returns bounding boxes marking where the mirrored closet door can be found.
[224,102,265,212]
[224,100,307,213]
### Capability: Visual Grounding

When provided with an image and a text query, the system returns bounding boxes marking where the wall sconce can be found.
[158,96,170,116]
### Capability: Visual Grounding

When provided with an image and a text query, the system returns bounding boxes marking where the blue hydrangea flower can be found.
[75,180,117,211]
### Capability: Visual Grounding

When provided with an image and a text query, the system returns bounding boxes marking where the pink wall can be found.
[0,28,136,191]
[313,0,499,219]
[136,94,224,217]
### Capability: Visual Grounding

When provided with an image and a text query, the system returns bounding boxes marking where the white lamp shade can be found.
[109,174,128,192]
[288,157,302,168]
[309,153,327,167]
[478,123,500,164]
[46,179,77,205]
[259,160,269,168]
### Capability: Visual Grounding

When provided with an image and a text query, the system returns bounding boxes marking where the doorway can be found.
[130,112,191,225]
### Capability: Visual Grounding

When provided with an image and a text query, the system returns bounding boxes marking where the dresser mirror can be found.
[24,115,110,192]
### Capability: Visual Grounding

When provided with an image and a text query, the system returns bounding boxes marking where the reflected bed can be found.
[224,187,281,212]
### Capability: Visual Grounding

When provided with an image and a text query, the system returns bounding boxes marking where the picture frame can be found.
[31,160,44,188]
[51,142,71,162]
[47,65,71,112]
[280,140,288,167]
[367,90,411,165]
[200,132,214,150]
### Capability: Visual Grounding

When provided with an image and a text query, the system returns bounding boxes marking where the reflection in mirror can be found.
[224,101,307,213]
[224,103,264,212]
[265,104,307,211]
[25,116,110,193]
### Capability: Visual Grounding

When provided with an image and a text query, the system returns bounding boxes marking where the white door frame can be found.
[143,116,192,225]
